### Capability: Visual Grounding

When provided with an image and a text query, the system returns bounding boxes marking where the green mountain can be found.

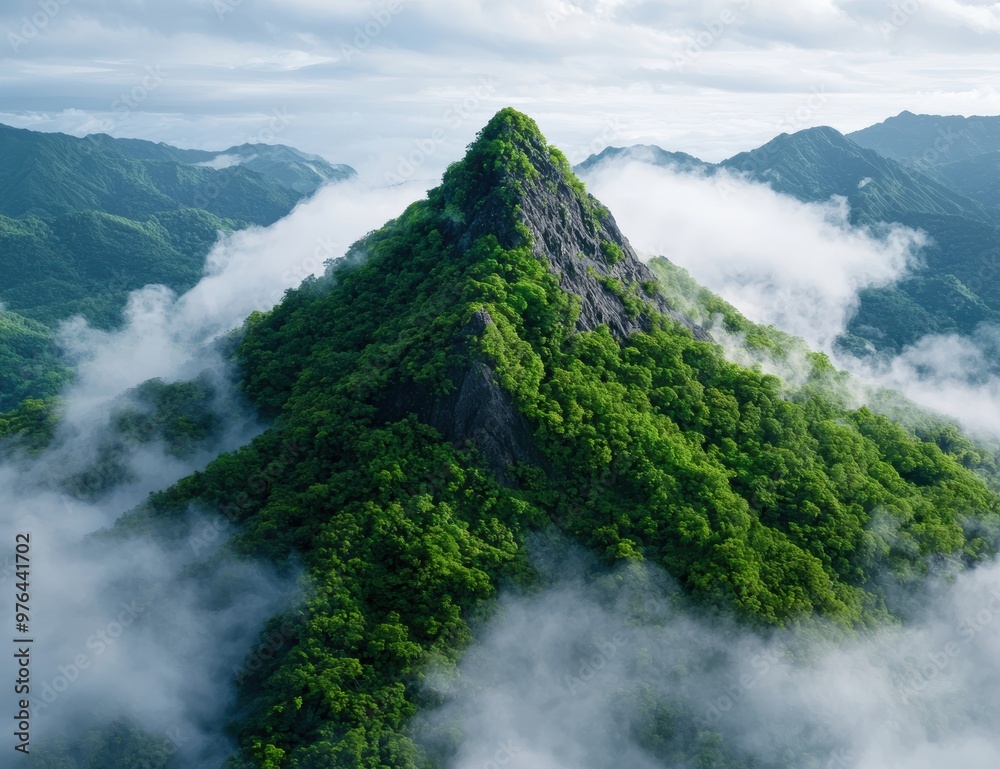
[579,126,1000,359]
[719,128,1000,356]
[923,149,1000,208]
[79,132,356,197]
[0,123,355,412]
[0,308,70,413]
[847,111,1000,217]
[720,125,994,224]
[575,144,709,174]
[99,109,999,768]
[848,110,1000,168]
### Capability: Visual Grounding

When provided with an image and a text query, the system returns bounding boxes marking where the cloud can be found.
[57,178,428,421]
[421,538,1000,769]
[196,151,248,168]
[582,159,1000,443]
[3,0,1000,176]
[844,325,1000,440]
[0,179,428,761]
[581,160,926,353]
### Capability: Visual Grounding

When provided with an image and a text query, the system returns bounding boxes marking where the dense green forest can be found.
[0,123,355,415]
[56,108,994,768]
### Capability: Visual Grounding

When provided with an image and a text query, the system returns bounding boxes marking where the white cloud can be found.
[846,327,1000,440]
[0,179,429,760]
[196,151,248,168]
[582,161,925,352]
[423,542,1000,769]
[2,0,1000,176]
[584,159,1000,442]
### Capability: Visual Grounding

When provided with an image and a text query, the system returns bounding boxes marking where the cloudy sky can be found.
[2,0,1000,178]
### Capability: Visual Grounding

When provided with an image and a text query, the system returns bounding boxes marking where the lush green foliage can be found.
[0,123,350,416]
[66,376,229,499]
[647,257,800,358]
[0,208,242,328]
[25,719,178,769]
[123,109,1000,767]
[0,309,71,411]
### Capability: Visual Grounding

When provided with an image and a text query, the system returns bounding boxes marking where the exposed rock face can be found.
[458,129,708,343]
[376,311,539,485]
[516,160,710,341]
[378,112,708,481]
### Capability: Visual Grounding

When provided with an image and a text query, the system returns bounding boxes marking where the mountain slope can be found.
[0,124,357,218]
[0,207,245,327]
[114,109,1000,768]
[0,124,356,411]
[931,149,1000,208]
[200,143,356,195]
[83,132,356,196]
[0,123,302,222]
[720,128,1000,356]
[0,308,70,412]
[579,126,1000,358]
[848,110,1000,168]
[720,125,993,224]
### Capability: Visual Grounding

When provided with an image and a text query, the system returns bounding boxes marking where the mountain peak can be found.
[849,110,1000,166]
[431,108,705,342]
[475,106,547,149]
[434,108,557,219]
[574,144,708,174]
[721,123,990,223]
[768,125,852,149]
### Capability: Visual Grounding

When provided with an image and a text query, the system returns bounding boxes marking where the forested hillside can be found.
[0,124,355,415]
[100,109,1000,768]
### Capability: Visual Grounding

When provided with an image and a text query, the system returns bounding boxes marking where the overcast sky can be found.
[2,0,1000,179]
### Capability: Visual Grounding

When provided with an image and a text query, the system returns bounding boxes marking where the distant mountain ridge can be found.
[720,125,994,224]
[0,123,355,412]
[575,144,709,174]
[848,110,1000,167]
[78,130,355,196]
[577,119,1000,360]
[0,123,355,220]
